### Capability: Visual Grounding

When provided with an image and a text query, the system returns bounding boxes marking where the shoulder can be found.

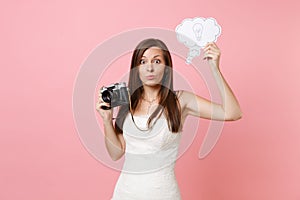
[174,90,193,109]
[174,90,196,120]
[175,90,194,101]
[175,90,205,112]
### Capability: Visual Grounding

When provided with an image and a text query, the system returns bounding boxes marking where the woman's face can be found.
[138,47,166,87]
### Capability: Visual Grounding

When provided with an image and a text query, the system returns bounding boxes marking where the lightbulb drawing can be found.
[192,23,203,41]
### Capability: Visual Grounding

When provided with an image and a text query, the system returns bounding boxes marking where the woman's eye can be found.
[140,60,146,65]
[153,59,161,64]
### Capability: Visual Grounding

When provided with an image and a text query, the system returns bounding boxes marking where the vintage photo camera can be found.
[100,82,129,110]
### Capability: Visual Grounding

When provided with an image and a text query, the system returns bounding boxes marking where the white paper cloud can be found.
[175,17,222,64]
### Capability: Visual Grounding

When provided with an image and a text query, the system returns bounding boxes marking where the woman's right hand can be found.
[96,87,113,123]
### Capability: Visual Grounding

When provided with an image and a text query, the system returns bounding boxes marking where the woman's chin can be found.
[142,81,162,87]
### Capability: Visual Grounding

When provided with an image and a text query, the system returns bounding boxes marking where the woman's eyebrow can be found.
[141,55,162,58]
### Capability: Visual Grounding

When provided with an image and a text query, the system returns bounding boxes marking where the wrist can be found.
[103,119,113,126]
[210,64,220,73]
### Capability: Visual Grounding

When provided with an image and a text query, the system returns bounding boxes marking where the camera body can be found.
[100,82,129,109]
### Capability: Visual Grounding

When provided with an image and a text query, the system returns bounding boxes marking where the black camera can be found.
[100,82,129,109]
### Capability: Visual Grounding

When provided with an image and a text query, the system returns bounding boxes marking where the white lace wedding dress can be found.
[111,113,182,200]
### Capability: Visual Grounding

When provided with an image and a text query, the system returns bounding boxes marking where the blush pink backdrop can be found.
[1,0,300,199]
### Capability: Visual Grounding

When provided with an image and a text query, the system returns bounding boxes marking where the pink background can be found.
[1,0,300,199]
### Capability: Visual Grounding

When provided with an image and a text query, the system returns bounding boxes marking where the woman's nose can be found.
[146,63,154,72]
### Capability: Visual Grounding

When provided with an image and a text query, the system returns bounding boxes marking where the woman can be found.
[96,38,242,199]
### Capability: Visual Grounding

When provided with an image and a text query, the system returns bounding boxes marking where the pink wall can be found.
[1,0,300,199]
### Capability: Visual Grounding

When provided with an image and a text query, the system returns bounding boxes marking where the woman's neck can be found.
[142,85,160,101]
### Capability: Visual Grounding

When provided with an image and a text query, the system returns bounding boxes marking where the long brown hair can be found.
[115,38,181,133]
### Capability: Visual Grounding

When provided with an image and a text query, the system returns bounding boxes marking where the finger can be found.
[204,42,214,48]
[204,49,220,56]
[203,46,210,52]
[96,101,103,110]
[96,103,101,111]
[96,98,103,106]
[203,44,219,53]
[203,53,218,60]
[96,97,106,107]
[100,105,112,110]
[98,85,105,97]
[210,42,219,49]
[203,43,210,50]
[202,49,214,57]
[204,51,219,57]
[203,46,220,56]
[209,43,220,53]
[204,42,219,51]
[205,42,217,47]
[99,101,110,107]
[203,45,214,53]
[96,102,111,111]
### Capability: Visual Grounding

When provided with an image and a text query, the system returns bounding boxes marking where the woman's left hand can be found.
[203,42,221,70]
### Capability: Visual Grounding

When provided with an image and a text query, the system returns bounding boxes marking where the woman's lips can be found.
[146,75,155,80]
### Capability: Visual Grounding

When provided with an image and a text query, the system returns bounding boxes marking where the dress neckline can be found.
[133,114,149,117]
[132,114,166,119]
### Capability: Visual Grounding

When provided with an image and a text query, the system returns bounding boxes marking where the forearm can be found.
[210,67,242,120]
[103,120,124,161]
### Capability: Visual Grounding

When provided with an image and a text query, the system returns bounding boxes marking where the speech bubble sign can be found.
[176,17,222,64]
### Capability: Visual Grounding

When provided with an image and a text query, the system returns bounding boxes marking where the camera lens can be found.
[101,90,111,103]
